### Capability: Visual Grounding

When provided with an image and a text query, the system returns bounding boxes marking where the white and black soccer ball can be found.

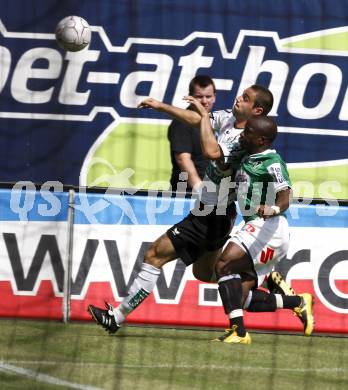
[55,15,91,52]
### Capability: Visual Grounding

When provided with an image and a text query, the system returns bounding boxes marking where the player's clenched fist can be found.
[137,98,162,109]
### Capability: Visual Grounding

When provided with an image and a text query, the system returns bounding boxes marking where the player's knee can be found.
[192,267,207,282]
[192,265,216,283]
[215,256,233,278]
[144,244,162,268]
[144,238,174,269]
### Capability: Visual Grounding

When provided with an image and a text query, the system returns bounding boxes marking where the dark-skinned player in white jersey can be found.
[186,95,314,344]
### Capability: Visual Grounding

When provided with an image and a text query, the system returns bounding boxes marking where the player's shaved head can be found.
[247,116,277,143]
[239,116,278,154]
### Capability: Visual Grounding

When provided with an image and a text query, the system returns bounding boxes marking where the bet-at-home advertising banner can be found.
[0,0,348,198]
[0,186,348,335]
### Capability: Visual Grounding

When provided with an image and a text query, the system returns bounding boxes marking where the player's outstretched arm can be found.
[137,97,201,127]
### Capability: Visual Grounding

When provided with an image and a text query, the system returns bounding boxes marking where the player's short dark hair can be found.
[251,84,274,115]
[189,75,216,95]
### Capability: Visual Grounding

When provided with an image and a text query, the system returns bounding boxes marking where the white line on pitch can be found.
[0,361,102,390]
[4,360,346,373]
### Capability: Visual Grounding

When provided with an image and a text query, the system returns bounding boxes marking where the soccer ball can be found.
[55,16,91,52]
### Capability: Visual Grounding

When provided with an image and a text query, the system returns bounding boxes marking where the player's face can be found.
[192,84,216,113]
[239,122,261,153]
[232,87,259,120]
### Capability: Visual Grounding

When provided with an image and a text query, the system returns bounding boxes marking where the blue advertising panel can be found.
[73,191,348,228]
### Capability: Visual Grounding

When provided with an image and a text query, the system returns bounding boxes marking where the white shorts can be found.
[231,215,289,287]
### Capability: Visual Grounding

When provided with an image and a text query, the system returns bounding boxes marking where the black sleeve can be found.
[168,119,193,154]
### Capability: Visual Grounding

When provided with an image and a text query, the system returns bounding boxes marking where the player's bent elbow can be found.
[203,149,221,160]
[185,116,201,128]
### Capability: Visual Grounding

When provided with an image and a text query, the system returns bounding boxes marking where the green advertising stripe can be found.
[87,122,172,190]
[283,31,348,51]
[289,164,348,199]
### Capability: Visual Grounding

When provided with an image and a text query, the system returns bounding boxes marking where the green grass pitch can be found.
[0,319,348,389]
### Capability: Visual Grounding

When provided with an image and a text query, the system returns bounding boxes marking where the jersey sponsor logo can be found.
[243,223,256,233]
[251,161,262,169]
[128,288,149,309]
[268,163,285,184]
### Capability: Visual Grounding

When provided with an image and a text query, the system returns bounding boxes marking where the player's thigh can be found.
[144,233,177,268]
[192,248,222,282]
[216,241,252,276]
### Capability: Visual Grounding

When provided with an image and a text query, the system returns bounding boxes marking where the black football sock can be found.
[281,295,302,309]
[246,289,277,312]
[218,275,246,337]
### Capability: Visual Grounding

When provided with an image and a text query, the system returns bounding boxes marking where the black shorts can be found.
[167,202,236,266]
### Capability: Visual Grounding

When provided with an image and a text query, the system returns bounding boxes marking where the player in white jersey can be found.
[87,85,282,334]
[186,113,314,344]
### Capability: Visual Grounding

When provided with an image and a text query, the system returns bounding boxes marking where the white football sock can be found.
[275,294,284,308]
[113,263,161,325]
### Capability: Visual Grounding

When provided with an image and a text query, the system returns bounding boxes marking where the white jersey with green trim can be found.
[234,149,292,222]
[199,109,246,206]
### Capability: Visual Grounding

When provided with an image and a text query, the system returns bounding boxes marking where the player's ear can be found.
[259,135,266,145]
[253,106,264,116]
